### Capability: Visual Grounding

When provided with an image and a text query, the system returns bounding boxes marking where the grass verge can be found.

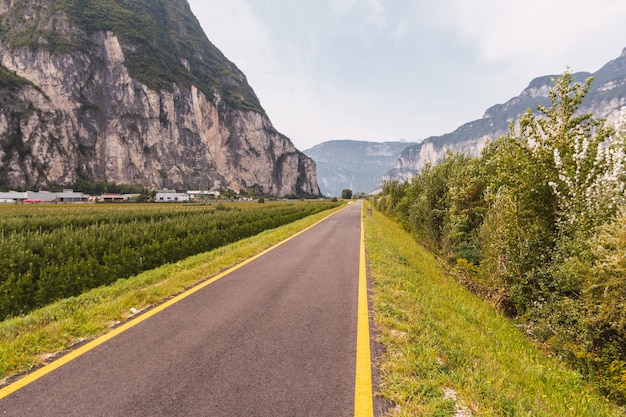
[0,203,345,384]
[364,204,623,416]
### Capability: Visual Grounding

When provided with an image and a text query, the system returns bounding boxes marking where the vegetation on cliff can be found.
[0,0,263,112]
[0,64,30,90]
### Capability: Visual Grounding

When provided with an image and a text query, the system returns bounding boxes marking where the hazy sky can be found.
[187,0,626,150]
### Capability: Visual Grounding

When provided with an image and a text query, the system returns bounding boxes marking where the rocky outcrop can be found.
[0,0,320,196]
[386,47,626,182]
[385,135,490,183]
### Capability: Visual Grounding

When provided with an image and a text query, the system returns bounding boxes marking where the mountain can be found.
[304,140,413,197]
[0,0,320,197]
[386,47,626,182]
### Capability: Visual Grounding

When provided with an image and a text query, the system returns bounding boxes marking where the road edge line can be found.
[354,203,374,416]
[0,204,349,400]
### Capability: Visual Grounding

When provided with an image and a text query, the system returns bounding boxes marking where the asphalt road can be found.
[0,202,367,416]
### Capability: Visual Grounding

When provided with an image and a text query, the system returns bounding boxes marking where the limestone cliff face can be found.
[0,1,320,196]
[384,131,491,183]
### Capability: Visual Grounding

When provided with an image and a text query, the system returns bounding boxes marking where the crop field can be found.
[0,201,339,320]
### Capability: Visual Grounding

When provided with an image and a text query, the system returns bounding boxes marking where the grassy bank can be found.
[0,203,344,384]
[364,204,623,416]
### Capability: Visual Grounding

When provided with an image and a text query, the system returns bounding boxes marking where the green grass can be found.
[364,204,623,416]
[0,203,344,384]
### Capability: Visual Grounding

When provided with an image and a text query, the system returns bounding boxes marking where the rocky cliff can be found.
[0,0,320,197]
[386,47,626,182]
[304,140,414,196]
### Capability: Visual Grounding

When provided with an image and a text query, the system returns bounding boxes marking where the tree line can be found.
[376,73,626,403]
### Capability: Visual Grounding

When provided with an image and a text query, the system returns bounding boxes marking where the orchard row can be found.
[0,201,339,319]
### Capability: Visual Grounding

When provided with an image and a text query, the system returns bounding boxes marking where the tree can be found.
[478,132,558,311]
[341,189,353,199]
[478,72,625,305]
[523,72,621,237]
[376,180,406,215]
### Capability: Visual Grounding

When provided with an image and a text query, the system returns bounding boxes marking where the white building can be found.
[187,190,221,200]
[56,190,87,203]
[155,190,189,202]
[0,191,86,203]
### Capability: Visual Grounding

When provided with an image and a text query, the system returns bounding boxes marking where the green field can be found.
[0,201,339,319]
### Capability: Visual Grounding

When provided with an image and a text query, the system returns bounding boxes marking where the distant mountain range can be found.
[303,140,414,197]
[308,47,626,193]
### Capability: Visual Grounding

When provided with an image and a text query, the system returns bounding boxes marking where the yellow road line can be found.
[0,204,349,400]
[354,204,374,416]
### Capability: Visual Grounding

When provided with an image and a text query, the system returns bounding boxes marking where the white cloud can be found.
[330,0,360,15]
[389,19,409,45]
[187,0,274,71]
[369,0,385,14]
[428,0,626,70]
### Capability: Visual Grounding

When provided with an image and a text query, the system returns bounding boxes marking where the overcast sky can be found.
[187,0,626,151]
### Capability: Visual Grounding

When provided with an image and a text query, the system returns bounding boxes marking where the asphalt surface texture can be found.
[1,202,366,416]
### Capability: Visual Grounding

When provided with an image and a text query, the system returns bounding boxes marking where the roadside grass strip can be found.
[0,204,345,389]
[364,206,623,416]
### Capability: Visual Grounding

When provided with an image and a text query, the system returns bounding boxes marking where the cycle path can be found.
[0,202,372,416]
